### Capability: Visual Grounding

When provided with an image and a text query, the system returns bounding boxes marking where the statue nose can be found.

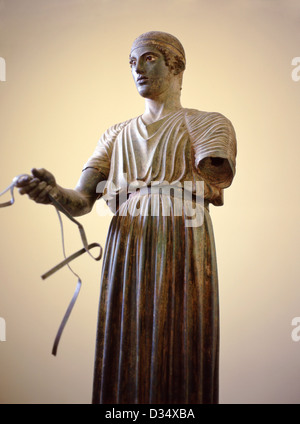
[135,59,145,74]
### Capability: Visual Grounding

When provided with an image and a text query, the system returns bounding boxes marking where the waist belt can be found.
[0,175,102,356]
[128,184,209,209]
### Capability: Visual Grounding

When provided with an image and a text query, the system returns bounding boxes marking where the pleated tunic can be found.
[83,108,237,404]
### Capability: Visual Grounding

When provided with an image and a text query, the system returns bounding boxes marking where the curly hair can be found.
[155,45,186,75]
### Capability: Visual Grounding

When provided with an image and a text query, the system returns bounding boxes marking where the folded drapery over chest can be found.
[82,108,237,208]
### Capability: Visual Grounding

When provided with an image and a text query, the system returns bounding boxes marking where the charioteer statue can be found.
[15,31,237,404]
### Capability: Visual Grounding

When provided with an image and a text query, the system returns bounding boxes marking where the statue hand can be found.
[15,168,59,204]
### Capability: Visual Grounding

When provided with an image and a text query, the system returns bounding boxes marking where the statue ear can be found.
[173,68,182,76]
[171,57,185,76]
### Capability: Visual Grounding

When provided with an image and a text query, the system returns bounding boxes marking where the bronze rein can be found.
[0,175,102,356]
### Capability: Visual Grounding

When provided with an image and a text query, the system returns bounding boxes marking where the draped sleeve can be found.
[82,119,132,178]
[185,109,237,189]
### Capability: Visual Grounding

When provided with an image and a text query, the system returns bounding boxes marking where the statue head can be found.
[129,31,186,99]
[130,31,186,75]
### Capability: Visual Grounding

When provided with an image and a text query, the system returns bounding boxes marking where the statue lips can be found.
[136,76,149,85]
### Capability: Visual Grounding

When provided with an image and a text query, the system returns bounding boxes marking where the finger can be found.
[14,174,33,187]
[18,178,40,194]
[34,185,53,204]
[27,181,48,199]
[31,168,55,185]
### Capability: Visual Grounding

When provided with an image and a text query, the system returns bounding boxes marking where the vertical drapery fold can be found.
[92,194,219,404]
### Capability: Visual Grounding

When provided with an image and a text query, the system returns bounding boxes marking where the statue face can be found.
[129,46,173,99]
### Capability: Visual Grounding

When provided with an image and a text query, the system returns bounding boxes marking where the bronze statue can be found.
[16,31,237,404]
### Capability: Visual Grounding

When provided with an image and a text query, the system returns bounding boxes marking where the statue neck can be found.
[142,89,182,125]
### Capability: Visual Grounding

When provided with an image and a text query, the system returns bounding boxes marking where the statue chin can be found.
[136,85,168,100]
[136,84,153,98]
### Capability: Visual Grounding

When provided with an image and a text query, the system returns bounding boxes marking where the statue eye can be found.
[145,55,156,62]
[129,59,136,67]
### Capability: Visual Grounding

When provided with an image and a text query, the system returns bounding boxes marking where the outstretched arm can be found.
[16,167,105,217]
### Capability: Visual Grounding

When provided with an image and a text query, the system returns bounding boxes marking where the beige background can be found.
[0,0,300,404]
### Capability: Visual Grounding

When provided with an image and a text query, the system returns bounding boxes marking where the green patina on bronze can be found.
[15,31,237,404]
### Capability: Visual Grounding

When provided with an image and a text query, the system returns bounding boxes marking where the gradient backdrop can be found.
[0,0,300,404]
